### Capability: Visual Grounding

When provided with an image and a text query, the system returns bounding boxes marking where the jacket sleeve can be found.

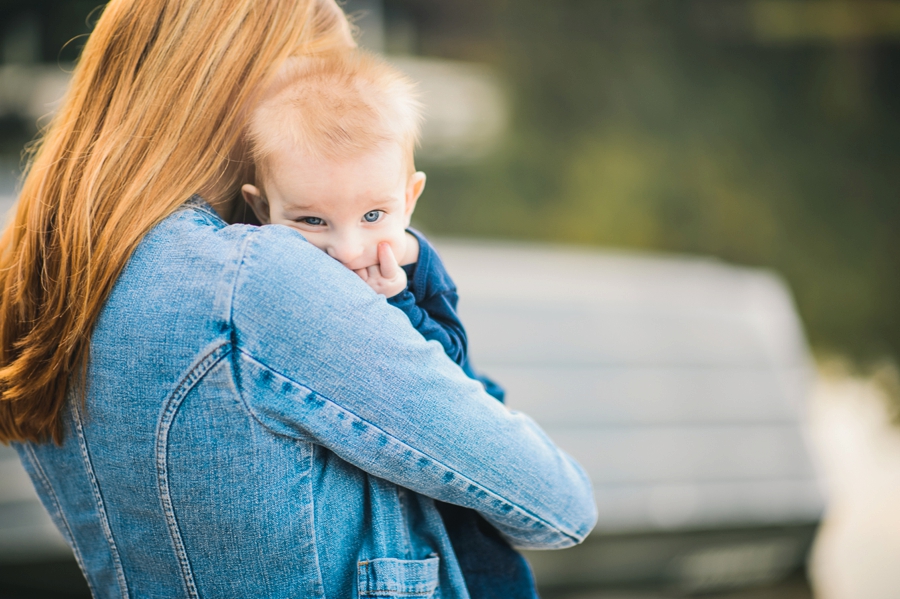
[230,226,597,549]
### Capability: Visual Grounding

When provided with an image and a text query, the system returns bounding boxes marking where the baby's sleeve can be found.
[388,229,506,403]
[388,288,466,364]
[387,230,468,365]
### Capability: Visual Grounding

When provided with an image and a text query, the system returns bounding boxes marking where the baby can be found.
[241,52,536,598]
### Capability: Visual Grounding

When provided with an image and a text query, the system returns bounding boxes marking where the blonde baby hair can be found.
[247,51,423,182]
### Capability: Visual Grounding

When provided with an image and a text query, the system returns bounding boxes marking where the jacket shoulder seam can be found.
[216,224,258,335]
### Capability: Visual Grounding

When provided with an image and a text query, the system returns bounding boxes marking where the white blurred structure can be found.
[434,239,825,591]
[344,0,509,162]
[391,57,507,163]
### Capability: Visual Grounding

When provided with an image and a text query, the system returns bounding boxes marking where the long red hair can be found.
[0,0,353,443]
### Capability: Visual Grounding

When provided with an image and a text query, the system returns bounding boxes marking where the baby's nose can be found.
[327,242,365,266]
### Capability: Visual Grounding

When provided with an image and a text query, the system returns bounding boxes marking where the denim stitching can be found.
[214,216,253,331]
[155,342,231,599]
[236,350,581,546]
[181,194,226,224]
[396,488,413,559]
[21,444,97,597]
[72,401,130,599]
[359,591,440,597]
[357,558,440,597]
[305,443,327,597]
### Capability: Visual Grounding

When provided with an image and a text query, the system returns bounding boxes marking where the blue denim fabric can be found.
[14,197,597,598]
[390,229,538,598]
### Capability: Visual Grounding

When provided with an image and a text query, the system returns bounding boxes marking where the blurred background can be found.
[1,0,899,598]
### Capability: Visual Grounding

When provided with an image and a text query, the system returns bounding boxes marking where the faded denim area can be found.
[15,198,596,598]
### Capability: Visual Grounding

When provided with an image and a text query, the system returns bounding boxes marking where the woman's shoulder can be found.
[113,197,378,358]
[131,199,254,281]
[134,198,372,317]
[139,197,314,272]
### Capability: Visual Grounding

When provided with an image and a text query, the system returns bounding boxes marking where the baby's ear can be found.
[241,184,270,225]
[405,171,427,219]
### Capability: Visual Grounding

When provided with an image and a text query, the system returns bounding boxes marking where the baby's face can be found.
[245,143,424,272]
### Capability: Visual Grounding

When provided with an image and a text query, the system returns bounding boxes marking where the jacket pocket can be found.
[357,556,440,598]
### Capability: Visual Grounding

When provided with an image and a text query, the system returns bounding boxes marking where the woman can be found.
[0,1,597,597]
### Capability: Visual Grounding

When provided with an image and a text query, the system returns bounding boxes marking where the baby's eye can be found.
[363,210,383,223]
[299,216,325,226]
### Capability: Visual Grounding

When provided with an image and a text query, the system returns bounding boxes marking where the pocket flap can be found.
[358,556,440,597]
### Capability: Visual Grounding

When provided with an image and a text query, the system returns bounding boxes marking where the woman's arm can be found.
[230,225,597,549]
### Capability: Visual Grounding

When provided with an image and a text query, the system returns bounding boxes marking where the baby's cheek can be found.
[293,232,350,267]
[384,234,408,264]
[296,233,328,254]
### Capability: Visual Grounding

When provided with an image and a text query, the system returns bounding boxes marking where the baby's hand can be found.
[354,243,408,298]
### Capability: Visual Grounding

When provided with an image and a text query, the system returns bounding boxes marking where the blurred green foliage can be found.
[0,0,97,62]
[1,0,897,362]
[401,0,900,362]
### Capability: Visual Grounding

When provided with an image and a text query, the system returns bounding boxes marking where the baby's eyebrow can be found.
[366,196,401,206]
[281,204,317,212]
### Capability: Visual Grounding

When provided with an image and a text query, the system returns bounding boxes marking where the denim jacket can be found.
[14,198,597,598]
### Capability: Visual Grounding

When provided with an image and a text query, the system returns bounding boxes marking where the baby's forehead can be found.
[261,140,411,185]
[261,142,409,210]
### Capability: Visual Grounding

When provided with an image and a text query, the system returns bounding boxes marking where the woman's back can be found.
[19,202,349,597]
[17,201,596,598]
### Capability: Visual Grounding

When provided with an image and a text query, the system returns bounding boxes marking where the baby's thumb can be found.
[378,243,399,279]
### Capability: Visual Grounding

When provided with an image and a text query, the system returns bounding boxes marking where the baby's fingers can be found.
[354,268,369,281]
[377,243,400,280]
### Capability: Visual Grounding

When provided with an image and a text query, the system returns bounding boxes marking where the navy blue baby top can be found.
[388,228,538,599]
